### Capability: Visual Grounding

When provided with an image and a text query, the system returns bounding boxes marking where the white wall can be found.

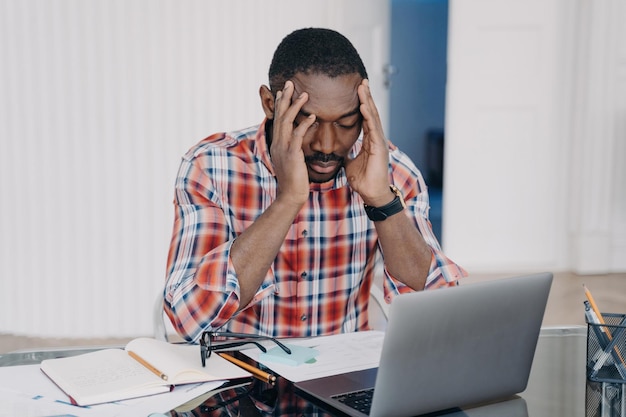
[444,0,626,275]
[1,0,624,339]
[0,0,390,338]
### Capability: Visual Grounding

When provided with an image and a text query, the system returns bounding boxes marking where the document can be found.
[40,337,251,406]
[0,363,230,417]
[243,330,384,382]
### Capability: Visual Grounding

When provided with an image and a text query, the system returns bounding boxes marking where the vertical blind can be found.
[0,0,352,338]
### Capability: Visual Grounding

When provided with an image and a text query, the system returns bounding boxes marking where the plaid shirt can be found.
[164,121,467,342]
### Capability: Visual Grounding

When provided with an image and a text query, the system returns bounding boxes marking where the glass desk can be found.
[0,326,588,416]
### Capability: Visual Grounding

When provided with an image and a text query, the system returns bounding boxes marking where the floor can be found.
[467,271,625,327]
[1,271,624,354]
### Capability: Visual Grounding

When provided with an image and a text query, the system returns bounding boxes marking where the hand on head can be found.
[345,79,393,207]
[269,80,316,208]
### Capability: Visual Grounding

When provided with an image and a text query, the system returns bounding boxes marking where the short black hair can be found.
[268,28,368,92]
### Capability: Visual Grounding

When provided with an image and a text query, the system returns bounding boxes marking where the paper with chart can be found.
[242,330,384,382]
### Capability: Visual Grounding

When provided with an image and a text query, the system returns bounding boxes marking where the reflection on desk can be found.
[424,397,528,417]
[165,377,530,417]
[166,376,335,417]
[522,326,587,417]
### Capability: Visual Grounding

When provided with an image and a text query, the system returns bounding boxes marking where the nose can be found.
[310,122,337,155]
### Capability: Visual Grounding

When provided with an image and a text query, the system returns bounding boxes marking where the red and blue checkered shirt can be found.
[164,122,467,342]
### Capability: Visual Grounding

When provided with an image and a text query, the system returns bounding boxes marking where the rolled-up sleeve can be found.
[164,156,274,342]
[381,147,467,299]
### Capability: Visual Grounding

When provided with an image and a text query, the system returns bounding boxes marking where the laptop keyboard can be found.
[332,388,374,414]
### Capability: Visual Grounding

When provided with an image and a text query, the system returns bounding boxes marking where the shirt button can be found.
[300,314,307,321]
[300,271,308,279]
[302,230,308,237]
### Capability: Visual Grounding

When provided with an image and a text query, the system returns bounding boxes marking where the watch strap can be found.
[364,185,406,221]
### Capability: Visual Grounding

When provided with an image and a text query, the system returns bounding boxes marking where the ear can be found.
[259,85,275,120]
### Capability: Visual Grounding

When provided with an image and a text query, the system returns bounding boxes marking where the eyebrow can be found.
[298,107,361,123]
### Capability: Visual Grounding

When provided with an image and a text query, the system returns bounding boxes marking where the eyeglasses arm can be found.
[210,332,292,355]
[210,340,268,353]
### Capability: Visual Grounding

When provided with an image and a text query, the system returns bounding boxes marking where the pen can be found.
[218,353,276,384]
[128,350,168,381]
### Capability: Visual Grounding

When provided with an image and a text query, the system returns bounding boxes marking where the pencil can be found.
[583,284,626,365]
[218,353,276,384]
[128,350,168,381]
[583,284,606,325]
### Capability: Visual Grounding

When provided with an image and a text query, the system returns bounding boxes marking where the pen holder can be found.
[586,313,626,417]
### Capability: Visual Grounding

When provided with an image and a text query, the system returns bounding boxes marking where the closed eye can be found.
[336,121,360,129]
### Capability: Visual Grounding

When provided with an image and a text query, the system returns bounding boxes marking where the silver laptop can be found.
[295,273,552,417]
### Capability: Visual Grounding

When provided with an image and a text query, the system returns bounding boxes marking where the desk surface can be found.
[164,326,589,417]
[0,326,589,416]
[519,326,587,417]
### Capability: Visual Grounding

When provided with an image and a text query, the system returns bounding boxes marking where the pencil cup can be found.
[585,313,626,417]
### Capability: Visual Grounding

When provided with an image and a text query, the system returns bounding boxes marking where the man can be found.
[164,28,466,343]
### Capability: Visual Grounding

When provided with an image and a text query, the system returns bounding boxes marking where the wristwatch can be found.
[364,185,406,221]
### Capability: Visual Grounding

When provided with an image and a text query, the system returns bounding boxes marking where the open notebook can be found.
[40,337,251,405]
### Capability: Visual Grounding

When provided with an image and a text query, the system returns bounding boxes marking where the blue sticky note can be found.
[259,344,319,366]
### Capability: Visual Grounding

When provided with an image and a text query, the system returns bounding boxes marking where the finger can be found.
[274,84,310,130]
[292,113,316,140]
[274,81,309,121]
[358,80,380,125]
[273,81,294,120]
[277,92,310,140]
[272,94,314,160]
[282,92,309,125]
[358,84,373,129]
[272,82,299,148]
[279,115,314,158]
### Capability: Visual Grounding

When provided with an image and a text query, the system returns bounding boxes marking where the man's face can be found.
[290,72,363,183]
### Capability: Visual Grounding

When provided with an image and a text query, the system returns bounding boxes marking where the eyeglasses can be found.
[199,331,292,367]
